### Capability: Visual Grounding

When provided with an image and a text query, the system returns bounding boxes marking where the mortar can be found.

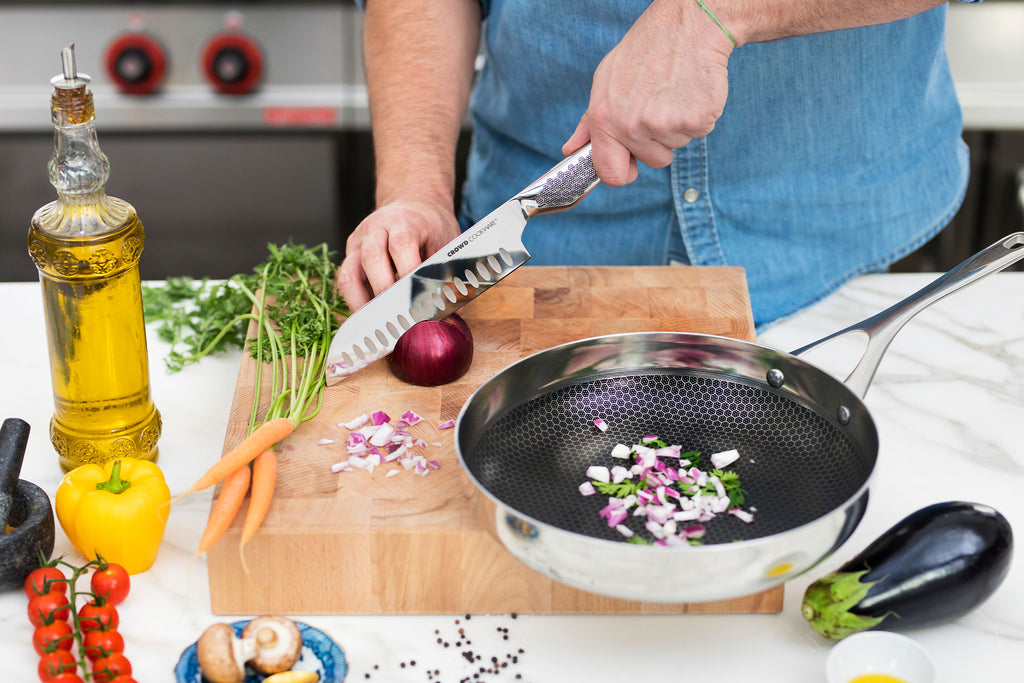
[0,418,55,591]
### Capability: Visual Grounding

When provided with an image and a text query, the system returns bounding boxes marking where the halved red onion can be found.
[388,313,474,386]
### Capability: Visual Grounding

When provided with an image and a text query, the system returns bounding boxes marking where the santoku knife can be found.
[325,143,600,384]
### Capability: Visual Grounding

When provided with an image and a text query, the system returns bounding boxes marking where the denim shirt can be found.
[460,1,971,327]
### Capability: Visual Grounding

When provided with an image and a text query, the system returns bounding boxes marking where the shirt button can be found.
[683,188,700,203]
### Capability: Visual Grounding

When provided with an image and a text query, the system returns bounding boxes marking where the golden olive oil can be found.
[848,674,907,683]
[28,46,160,472]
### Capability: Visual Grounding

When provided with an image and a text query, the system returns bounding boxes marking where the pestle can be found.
[0,417,31,530]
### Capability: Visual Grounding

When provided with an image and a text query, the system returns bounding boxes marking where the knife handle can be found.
[524,143,601,216]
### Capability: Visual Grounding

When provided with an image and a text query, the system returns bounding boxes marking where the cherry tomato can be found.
[32,621,74,655]
[82,629,125,662]
[28,592,71,626]
[38,650,77,682]
[24,567,68,600]
[44,675,84,683]
[90,564,130,606]
[77,601,119,632]
[91,654,131,683]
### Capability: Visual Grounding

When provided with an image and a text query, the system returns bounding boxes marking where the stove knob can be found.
[202,32,264,95]
[104,32,168,95]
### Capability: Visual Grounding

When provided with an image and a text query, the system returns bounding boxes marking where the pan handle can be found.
[792,232,1024,399]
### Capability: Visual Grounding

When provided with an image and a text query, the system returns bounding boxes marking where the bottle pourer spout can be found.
[51,43,91,90]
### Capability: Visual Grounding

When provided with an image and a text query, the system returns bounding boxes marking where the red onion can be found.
[388,313,474,386]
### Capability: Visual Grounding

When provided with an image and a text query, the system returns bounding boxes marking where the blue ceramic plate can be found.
[175,620,347,683]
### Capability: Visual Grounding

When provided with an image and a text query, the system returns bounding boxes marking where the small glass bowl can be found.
[826,631,935,683]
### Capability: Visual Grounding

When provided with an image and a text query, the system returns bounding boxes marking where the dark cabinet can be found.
[897,130,1024,272]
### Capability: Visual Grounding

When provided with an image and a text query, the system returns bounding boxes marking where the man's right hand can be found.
[334,199,462,311]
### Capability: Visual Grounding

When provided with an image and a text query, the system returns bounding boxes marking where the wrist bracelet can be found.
[695,0,738,48]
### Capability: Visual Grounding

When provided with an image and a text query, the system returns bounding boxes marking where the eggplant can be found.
[801,501,1013,640]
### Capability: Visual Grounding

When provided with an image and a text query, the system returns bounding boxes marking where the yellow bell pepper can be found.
[56,458,171,575]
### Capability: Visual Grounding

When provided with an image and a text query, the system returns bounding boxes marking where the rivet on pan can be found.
[766,368,785,388]
[837,406,851,426]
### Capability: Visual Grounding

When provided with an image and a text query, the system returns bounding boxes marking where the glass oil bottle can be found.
[27,45,161,472]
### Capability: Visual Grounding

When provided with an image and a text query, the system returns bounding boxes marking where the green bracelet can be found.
[696,0,738,48]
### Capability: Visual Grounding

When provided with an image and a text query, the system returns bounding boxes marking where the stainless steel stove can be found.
[0,2,373,281]
[0,2,367,132]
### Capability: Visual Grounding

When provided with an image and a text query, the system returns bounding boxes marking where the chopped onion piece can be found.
[317,438,337,446]
[673,508,701,522]
[610,465,631,483]
[401,410,424,425]
[342,413,370,430]
[579,481,597,496]
[711,449,740,469]
[386,469,401,478]
[330,461,352,473]
[369,423,398,446]
[655,445,681,458]
[371,410,391,426]
[586,465,610,483]
[607,508,628,527]
[615,524,634,538]
[384,445,407,462]
[645,520,665,539]
[593,418,610,432]
[610,443,632,459]
[438,419,455,429]
[729,508,755,524]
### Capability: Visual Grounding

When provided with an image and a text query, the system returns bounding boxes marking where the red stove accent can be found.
[201,32,264,95]
[263,107,339,127]
[104,31,168,95]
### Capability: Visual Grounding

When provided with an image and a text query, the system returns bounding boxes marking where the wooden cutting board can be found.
[206,265,783,615]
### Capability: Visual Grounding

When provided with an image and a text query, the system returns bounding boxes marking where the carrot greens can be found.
[143,242,348,431]
[147,243,350,554]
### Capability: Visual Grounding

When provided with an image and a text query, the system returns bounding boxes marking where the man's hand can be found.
[563,0,735,186]
[335,200,462,310]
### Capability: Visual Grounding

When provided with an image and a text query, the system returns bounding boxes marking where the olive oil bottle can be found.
[28,45,161,472]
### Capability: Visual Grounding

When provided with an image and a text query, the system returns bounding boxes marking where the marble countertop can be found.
[2,271,1022,683]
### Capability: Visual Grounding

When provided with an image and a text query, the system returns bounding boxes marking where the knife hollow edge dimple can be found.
[325,143,601,384]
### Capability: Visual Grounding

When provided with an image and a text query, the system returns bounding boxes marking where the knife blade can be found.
[325,143,600,384]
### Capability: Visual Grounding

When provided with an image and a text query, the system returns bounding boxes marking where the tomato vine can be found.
[25,554,136,683]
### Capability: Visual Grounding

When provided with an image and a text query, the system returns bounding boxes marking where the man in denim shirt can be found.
[336,0,973,328]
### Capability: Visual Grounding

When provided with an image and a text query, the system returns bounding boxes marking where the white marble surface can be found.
[2,272,1023,683]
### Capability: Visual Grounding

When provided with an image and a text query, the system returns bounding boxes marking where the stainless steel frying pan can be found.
[455,232,1024,603]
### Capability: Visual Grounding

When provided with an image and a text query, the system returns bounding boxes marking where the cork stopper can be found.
[51,44,94,125]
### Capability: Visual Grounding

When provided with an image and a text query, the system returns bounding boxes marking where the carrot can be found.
[239,448,278,575]
[175,417,293,499]
[194,464,251,557]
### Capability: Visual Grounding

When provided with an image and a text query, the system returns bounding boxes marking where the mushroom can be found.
[242,615,304,675]
[195,622,257,683]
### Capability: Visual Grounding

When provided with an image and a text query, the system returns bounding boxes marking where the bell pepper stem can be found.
[95,460,132,494]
